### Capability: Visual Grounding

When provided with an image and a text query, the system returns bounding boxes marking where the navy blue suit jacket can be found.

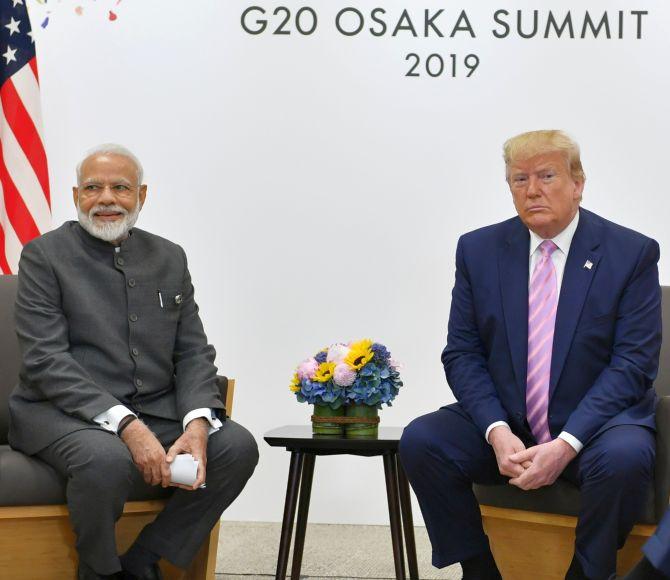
[441,208,661,445]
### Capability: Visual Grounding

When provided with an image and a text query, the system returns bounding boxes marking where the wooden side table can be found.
[264,425,419,580]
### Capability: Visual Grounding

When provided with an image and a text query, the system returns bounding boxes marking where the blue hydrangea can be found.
[314,351,327,363]
[371,343,391,365]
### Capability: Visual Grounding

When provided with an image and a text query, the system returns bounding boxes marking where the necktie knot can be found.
[540,240,558,258]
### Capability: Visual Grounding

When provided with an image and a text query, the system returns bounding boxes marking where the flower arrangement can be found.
[290,339,403,409]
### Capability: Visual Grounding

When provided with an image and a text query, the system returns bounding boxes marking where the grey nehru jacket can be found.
[8,221,225,455]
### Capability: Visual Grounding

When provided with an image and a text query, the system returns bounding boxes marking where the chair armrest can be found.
[655,395,670,520]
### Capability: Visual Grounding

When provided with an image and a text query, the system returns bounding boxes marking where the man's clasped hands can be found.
[489,424,578,490]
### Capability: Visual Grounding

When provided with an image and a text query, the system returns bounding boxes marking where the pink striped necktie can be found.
[526,240,559,444]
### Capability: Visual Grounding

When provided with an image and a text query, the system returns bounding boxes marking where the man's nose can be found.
[527,176,541,197]
[97,185,116,204]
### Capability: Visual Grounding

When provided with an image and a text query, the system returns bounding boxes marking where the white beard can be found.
[77,200,141,243]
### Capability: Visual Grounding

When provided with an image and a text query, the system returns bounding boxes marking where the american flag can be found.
[0,0,49,274]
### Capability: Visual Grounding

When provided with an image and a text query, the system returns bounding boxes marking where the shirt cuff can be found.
[183,408,222,436]
[558,431,583,454]
[93,405,136,433]
[485,421,510,444]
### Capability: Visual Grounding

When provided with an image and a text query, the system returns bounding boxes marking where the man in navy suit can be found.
[400,130,661,580]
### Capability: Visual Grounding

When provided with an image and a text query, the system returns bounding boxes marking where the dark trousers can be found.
[37,416,259,575]
[644,507,670,576]
[399,405,655,580]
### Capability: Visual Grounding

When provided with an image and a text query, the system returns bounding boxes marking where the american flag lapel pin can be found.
[584,260,593,270]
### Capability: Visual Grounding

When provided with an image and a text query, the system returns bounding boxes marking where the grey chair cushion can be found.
[0,275,19,445]
[474,478,657,525]
[655,397,670,520]
[0,444,172,506]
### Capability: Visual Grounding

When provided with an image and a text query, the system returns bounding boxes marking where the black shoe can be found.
[565,554,590,580]
[78,562,123,580]
[461,548,502,580]
[620,556,670,579]
[121,563,163,580]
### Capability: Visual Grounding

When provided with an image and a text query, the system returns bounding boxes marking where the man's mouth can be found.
[93,211,124,221]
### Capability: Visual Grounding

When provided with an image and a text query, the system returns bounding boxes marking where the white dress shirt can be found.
[485,211,584,453]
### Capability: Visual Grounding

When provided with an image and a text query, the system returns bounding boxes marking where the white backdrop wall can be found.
[28,0,670,525]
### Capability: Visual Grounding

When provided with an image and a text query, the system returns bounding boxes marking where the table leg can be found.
[276,451,304,580]
[290,453,316,580]
[383,452,406,580]
[397,456,419,580]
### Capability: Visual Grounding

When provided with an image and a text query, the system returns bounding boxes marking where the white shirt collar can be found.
[528,210,580,257]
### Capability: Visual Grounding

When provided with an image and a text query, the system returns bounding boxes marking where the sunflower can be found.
[345,339,374,370]
[313,361,336,383]
[289,372,301,393]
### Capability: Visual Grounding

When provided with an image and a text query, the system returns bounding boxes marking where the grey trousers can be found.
[37,416,259,575]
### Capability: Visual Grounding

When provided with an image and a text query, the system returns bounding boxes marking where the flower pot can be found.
[345,404,379,438]
[311,404,345,436]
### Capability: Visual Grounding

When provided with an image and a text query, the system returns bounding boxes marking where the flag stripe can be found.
[0,106,51,232]
[0,143,41,244]
[29,56,38,82]
[1,74,50,205]
[12,61,46,144]
[0,224,10,274]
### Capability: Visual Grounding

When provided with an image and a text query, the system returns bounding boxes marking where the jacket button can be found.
[131,348,139,357]
[129,313,138,322]
[135,378,143,387]
[128,279,136,287]
[117,257,125,266]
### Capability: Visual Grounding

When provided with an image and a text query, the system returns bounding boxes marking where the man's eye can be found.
[542,172,555,180]
[84,185,99,190]
[514,177,527,184]
[113,185,129,191]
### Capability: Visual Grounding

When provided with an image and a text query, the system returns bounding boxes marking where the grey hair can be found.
[76,143,144,186]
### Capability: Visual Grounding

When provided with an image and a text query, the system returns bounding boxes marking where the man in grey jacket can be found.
[8,144,258,580]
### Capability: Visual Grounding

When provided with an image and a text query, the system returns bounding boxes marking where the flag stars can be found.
[27,30,34,43]
[3,45,18,64]
[5,17,21,36]
[11,0,24,7]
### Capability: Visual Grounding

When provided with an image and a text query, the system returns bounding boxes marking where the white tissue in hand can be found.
[170,453,199,486]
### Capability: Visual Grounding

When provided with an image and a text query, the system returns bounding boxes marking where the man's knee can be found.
[399,414,435,473]
[585,428,655,485]
[208,421,259,483]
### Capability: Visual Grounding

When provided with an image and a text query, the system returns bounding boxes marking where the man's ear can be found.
[72,187,79,208]
[139,184,147,207]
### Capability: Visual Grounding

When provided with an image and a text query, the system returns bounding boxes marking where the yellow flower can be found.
[313,362,336,383]
[289,372,301,393]
[345,339,374,370]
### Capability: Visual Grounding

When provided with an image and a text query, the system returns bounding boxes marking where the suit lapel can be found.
[549,210,602,396]
[498,220,530,400]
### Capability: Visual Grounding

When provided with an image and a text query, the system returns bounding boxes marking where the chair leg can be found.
[276,451,304,580]
[397,457,419,580]
[291,453,316,580]
[384,452,406,580]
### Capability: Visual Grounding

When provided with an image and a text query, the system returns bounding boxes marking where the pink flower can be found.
[389,358,403,371]
[333,363,356,387]
[327,343,350,364]
[297,358,318,380]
